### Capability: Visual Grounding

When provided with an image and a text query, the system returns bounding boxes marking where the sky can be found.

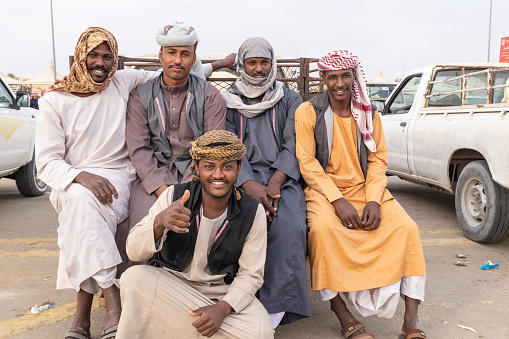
[2,0,509,82]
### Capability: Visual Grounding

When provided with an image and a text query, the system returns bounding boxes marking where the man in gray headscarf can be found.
[123,22,226,269]
[224,37,311,328]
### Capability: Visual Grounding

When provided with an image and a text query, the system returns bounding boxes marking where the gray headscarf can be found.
[222,37,284,118]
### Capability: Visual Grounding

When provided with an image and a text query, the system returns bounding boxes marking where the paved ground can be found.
[1,176,508,338]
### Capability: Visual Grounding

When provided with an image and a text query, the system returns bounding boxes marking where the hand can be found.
[242,180,276,221]
[73,172,118,205]
[266,170,286,215]
[361,201,381,231]
[153,190,191,239]
[211,53,236,71]
[188,301,233,337]
[332,198,362,229]
[154,185,168,198]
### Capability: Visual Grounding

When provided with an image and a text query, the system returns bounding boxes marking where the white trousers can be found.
[320,275,426,319]
[50,168,135,294]
[117,265,274,339]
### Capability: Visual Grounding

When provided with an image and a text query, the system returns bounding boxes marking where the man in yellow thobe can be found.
[295,50,427,339]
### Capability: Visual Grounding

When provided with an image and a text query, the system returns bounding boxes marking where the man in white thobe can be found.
[35,27,157,339]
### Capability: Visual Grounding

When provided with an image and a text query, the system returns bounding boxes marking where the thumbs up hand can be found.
[154,190,192,236]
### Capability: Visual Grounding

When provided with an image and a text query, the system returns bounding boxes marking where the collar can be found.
[310,90,331,112]
[160,76,189,94]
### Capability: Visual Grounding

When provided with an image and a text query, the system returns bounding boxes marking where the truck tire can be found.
[455,160,509,243]
[15,153,48,197]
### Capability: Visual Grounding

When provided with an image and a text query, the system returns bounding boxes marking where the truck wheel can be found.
[15,153,48,197]
[455,160,509,243]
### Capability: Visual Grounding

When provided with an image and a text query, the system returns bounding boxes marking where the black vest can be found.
[151,181,259,284]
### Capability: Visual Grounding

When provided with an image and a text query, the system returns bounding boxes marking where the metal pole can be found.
[50,0,57,81]
[487,0,493,62]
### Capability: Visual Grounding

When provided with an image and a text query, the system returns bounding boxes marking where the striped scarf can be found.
[318,50,376,152]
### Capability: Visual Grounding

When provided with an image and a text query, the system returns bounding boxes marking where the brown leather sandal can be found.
[341,320,375,339]
[398,329,427,339]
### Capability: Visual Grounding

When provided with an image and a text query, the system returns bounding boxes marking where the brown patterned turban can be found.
[49,27,118,93]
[189,130,246,199]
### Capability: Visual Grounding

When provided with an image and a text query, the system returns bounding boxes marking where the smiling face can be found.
[159,45,196,87]
[321,69,354,105]
[86,42,114,83]
[244,57,271,78]
[196,159,241,200]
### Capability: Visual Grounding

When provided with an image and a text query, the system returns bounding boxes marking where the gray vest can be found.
[137,74,209,175]
[309,91,375,179]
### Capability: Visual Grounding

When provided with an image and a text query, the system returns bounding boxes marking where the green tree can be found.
[7,73,16,78]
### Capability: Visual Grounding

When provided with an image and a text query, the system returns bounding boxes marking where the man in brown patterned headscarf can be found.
[50,26,118,93]
[36,27,159,339]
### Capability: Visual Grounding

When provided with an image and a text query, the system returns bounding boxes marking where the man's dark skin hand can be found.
[242,169,286,222]
[153,189,192,241]
[361,201,381,231]
[332,198,381,231]
[73,172,118,205]
[188,300,233,337]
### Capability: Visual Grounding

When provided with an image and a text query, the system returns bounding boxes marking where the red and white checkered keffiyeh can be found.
[318,50,376,153]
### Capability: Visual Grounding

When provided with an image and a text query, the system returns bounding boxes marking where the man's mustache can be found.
[169,64,186,70]
[89,65,108,72]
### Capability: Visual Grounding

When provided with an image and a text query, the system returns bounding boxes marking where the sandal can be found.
[101,324,118,339]
[398,329,427,339]
[341,320,375,339]
[65,330,90,339]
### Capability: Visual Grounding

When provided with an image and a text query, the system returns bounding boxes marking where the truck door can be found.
[380,74,422,175]
[0,82,31,173]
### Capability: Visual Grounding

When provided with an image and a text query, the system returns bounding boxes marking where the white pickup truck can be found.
[0,76,47,196]
[380,63,509,243]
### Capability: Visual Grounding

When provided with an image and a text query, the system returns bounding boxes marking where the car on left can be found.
[0,76,47,196]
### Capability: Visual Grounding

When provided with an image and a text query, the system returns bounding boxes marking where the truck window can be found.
[0,82,14,109]
[386,75,422,114]
[428,70,461,106]
[493,71,509,103]
[465,70,487,105]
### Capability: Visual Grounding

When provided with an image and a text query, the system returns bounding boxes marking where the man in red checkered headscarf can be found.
[294,50,427,339]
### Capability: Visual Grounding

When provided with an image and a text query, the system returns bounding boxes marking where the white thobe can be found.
[36,69,159,294]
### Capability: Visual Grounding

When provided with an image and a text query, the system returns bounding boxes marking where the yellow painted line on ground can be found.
[0,238,57,246]
[421,229,463,235]
[421,238,473,246]
[0,249,59,259]
[421,237,509,246]
[0,299,100,338]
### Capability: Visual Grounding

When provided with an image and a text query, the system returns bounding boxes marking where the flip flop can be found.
[65,330,90,339]
[398,329,427,339]
[340,320,375,339]
[101,324,118,339]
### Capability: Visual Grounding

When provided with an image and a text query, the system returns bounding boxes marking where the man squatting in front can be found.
[116,130,274,338]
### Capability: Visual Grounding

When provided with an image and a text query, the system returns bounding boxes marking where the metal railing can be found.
[116,56,325,101]
[425,66,509,106]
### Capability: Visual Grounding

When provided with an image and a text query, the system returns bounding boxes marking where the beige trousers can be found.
[117,265,274,339]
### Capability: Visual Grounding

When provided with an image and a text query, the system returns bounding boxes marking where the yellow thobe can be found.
[295,102,426,292]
